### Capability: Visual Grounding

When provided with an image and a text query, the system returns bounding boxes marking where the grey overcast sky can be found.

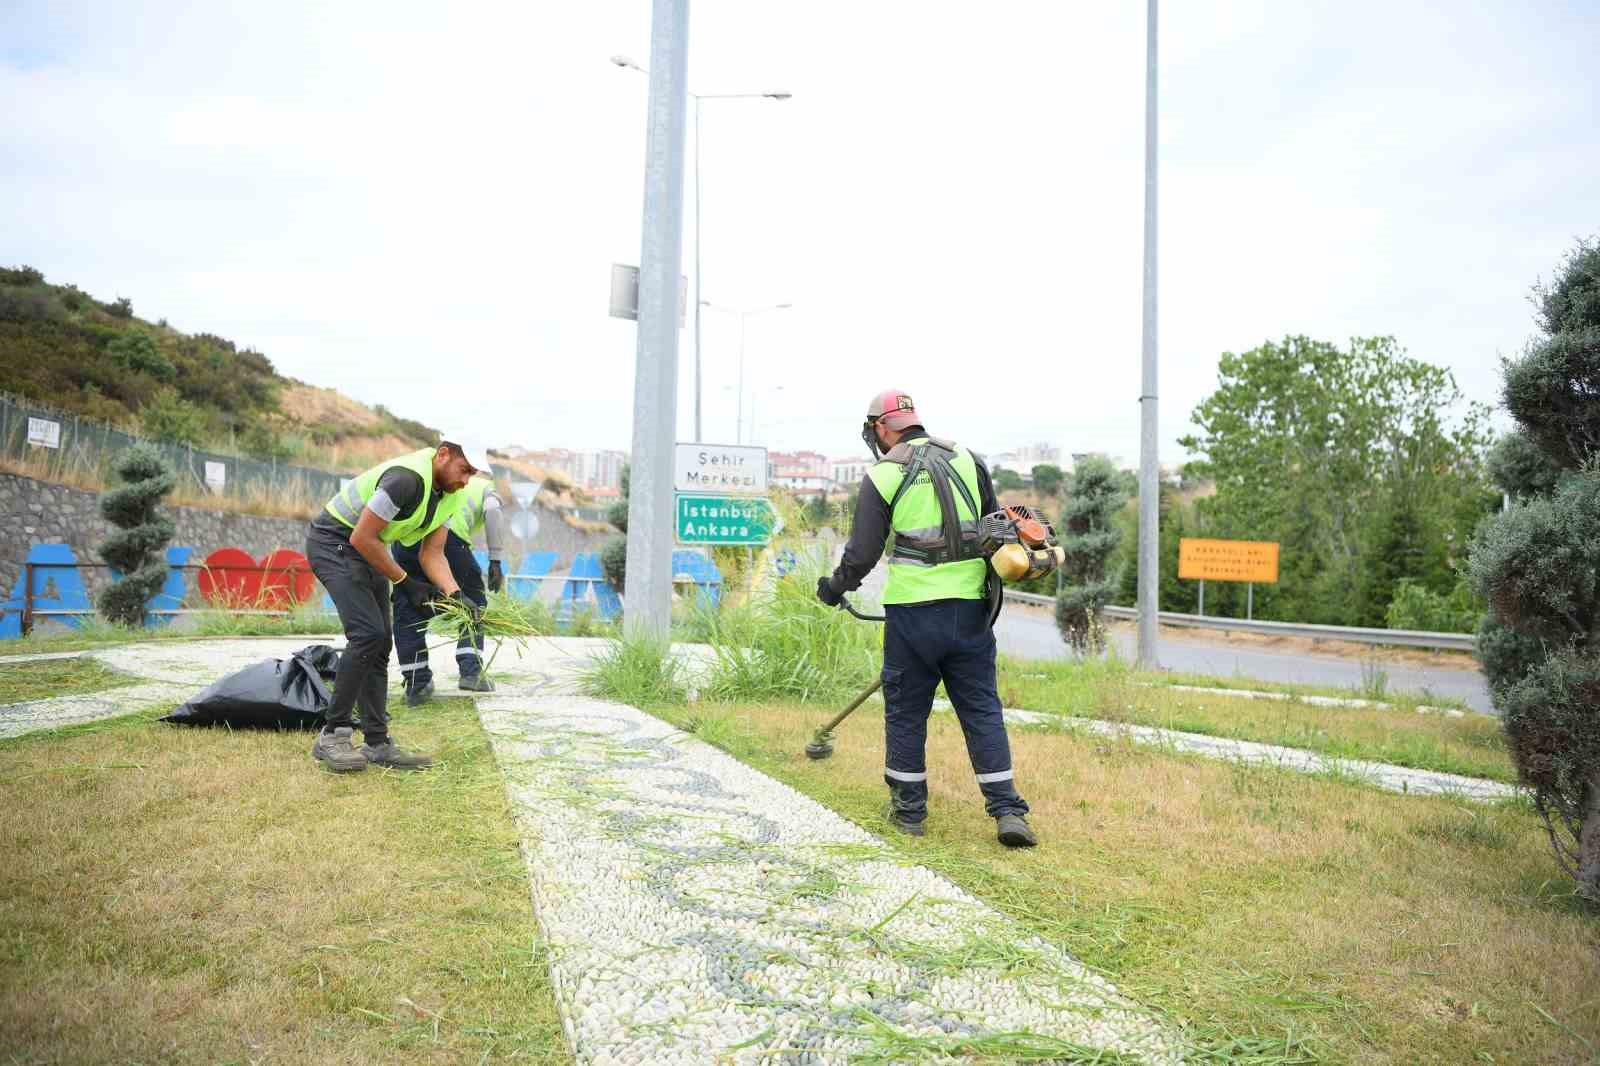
[3,2,1595,466]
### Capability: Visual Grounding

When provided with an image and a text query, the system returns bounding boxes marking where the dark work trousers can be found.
[881,597,1029,823]
[390,531,486,691]
[305,523,394,744]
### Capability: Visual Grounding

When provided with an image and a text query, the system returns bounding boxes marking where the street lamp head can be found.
[609,54,642,70]
[765,91,793,100]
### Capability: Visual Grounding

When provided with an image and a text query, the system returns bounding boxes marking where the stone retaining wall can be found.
[0,472,612,601]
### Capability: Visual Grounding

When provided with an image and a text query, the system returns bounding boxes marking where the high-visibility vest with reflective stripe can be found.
[447,476,493,541]
[323,447,463,547]
[865,438,987,605]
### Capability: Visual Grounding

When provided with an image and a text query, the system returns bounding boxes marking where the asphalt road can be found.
[821,544,1496,715]
[993,605,1494,714]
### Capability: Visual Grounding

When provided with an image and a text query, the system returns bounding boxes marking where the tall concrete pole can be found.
[693,95,704,442]
[624,0,689,641]
[1136,0,1161,669]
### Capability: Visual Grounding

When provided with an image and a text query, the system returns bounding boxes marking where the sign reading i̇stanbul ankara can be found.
[1177,538,1280,584]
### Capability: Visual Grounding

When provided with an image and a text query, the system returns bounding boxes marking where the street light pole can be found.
[611,57,790,444]
[701,300,792,445]
[1136,0,1161,669]
[621,1,689,642]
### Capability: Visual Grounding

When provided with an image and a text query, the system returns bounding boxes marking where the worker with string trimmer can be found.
[816,390,1061,848]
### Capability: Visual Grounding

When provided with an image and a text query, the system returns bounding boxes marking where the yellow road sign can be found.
[1178,538,1279,584]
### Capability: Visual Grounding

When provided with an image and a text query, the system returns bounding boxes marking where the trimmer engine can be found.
[977,506,1066,582]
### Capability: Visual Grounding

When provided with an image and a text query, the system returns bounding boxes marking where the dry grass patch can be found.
[0,701,564,1065]
[998,659,1514,784]
[660,699,1600,1064]
[0,657,137,704]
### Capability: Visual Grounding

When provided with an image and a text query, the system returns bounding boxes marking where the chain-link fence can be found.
[0,391,347,505]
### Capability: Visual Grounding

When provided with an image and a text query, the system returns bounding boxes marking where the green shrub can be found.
[139,387,207,446]
[107,334,176,381]
[1384,577,1482,634]
[606,499,629,533]
[96,445,175,627]
[106,296,133,318]
[0,265,45,285]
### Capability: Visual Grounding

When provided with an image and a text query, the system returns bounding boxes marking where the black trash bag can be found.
[161,644,342,730]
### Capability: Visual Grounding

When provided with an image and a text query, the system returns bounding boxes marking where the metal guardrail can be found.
[1002,590,1476,652]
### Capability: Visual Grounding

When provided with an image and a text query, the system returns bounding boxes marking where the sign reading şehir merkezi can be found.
[676,495,777,546]
[674,443,767,495]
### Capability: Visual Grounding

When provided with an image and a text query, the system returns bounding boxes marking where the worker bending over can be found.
[305,439,486,773]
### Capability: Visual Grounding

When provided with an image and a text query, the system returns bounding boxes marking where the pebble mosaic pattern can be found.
[481,680,1180,1066]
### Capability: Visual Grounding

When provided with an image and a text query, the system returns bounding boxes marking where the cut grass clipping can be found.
[0,697,566,1065]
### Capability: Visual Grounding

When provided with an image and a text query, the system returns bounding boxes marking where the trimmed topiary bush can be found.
[1468,237,1600,900]
[1054,455,1126,653]
[96,444,176,628]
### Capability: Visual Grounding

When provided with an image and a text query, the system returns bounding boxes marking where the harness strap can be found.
[887,443,983,567]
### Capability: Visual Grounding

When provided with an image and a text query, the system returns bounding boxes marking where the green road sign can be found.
[675,494,779,545]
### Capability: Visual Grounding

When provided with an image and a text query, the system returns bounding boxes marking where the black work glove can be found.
[396,575,440,609]
[487,560,504,593]
[815,575,844,607]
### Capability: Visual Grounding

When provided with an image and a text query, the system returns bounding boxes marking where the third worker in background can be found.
[817,389,1037,848]
[393,467,509,705]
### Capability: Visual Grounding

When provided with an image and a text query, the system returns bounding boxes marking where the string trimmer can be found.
[805,597,885,761]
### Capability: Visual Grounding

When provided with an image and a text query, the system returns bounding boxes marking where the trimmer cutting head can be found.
[805,731,835,760]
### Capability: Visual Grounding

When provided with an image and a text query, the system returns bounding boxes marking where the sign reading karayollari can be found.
[1177,538,1280,584]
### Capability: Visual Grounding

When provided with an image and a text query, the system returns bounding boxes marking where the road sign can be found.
[674,442,767,495]
[676,494,779,545]
[1178,538,1279,584]
[609,263,687,326]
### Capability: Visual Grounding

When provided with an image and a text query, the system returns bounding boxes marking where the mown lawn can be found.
[0,657,139,704]
[652,696,1600,1065]
[0,699,565,1065]
[996,656,1515,784]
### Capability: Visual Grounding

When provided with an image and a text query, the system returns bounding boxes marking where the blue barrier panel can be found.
[146,546,194,628]
[671,549,723,610]
[0,544,92,638]
[591,555,622,621]
[509,551,558,602]
[557,553,596,621]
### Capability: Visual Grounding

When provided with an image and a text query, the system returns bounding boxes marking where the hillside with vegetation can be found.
[0,264,440,472]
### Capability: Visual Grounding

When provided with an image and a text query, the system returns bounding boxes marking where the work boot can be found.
[311,727,367,773]
[883,803,925,838]
[404,680,435,707]
[361,738,433,770]
[996,814,1038,848]
[458,674,494,692]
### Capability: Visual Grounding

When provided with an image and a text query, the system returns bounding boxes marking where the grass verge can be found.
[998,657,1514,784]
[2,604,341,655]
[644,696,1600,1065]
[0,699,565,1065]
[0,657,139,704]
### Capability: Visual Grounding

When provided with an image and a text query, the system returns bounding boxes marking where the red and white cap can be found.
[865,389,921,431]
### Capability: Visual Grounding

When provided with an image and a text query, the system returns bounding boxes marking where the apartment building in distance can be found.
[522,447,629,489]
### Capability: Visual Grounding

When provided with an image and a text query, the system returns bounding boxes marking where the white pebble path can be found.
[480,674,1181,1065]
